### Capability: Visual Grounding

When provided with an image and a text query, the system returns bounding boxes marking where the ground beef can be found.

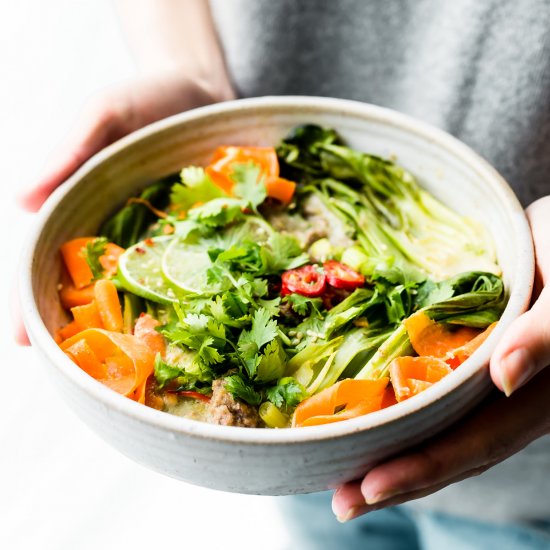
[207,379,260,428]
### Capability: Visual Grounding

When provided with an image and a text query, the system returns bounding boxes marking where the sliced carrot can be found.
[205,165,235,195]
[445,322,497,369]
[55,320,82,343]
[64,339,105,379]
[60,328,156,399]
[404,312,480,358]
[71,300,103,330]
[130,376,149,404]
[388,359,409,401]
[265,177,296,204]
[133,313,165,356]
[59,267,96,309]
[389,356,452,402]
[94,279,123,332]
[60,237,96,289]
[381,385,398,408]
[409,380,433,394]
[210,146,279,178]
[60,237,124,289]
[299,398,384,427]
[205,146,295,203]
[292,378,388,428]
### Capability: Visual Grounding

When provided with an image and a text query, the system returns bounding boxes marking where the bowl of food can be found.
[20,96,533,495]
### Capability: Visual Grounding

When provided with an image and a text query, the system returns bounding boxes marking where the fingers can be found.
[332,368,550,520]
[17,74,229,212]
[490,289,550,395]
[14,317,31,347]
[18,98,123,212]
[490,196,550,395]
[333,468,491,522]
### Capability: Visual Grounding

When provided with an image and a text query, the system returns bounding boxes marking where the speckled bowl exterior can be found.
[20,97,534,495]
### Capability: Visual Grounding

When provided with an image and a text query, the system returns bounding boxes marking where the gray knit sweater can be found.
[210,0,550,523]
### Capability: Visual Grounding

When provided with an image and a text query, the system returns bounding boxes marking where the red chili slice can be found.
[323,260,365,290]
[178,390,211,403]
[281,265,326,297]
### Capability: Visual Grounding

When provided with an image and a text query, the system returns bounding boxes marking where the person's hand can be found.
[14,73,235,344]
[19,73,234,211]
[332,196,550,522]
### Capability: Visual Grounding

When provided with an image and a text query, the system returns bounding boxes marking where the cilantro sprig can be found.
[84,237,108,281]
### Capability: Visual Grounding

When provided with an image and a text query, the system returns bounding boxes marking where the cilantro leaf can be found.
[170,167,225,212]
[256,339,286,382]
[262,233,309,273]
[214,241,263,271]
[231,162,267,210]
[208,295,250,328]
[154,354,182,388]
[238,307,278,378]
[266,377,306,408]
[84,237,108,281]
[285,294,324,317]
[153,349,212,389]
[251,278,268,298]
[159,312,227,375]
[188,197,245,227]
[258,297,282,317]
[415,278,455,309]
[197,337,224,366]
[239,308,278,352]
[224,374,262,406]
[172,218,207,241]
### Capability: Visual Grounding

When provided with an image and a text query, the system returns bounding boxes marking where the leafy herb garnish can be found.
[231,162,267,211]
[84,237,108,281]
[170,167,225,213]
[266,377,306,408]
[285,294,324,317]
[224,374,262,406]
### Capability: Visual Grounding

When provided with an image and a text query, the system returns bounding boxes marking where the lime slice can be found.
[162,238,219,295]
[162,217,274,296]
[118,236,182,303]
[225,216,273,246]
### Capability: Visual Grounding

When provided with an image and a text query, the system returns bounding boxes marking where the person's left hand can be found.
[332,196,550,522]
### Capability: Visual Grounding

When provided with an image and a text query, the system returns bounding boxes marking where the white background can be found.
[1,2,290,548]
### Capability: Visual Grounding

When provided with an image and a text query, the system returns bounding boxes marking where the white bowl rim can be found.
[20,95,534,445]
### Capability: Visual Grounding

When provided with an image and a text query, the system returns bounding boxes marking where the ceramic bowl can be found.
[20,97,534,495]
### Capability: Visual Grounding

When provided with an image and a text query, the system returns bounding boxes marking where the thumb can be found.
[490,287,550,395]
[490,196,550,395]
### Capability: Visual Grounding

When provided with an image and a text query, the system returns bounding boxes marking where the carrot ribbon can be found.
[61,328,155,399]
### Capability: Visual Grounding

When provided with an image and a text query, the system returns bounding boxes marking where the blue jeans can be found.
[280,492,550,550]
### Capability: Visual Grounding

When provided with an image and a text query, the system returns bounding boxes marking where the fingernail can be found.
[336,506,359,523]
[499,348,532,396]
[364,489,401,505]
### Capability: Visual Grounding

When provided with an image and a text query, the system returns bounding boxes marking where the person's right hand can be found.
[19,72,235,211]
[15,73,235,344]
